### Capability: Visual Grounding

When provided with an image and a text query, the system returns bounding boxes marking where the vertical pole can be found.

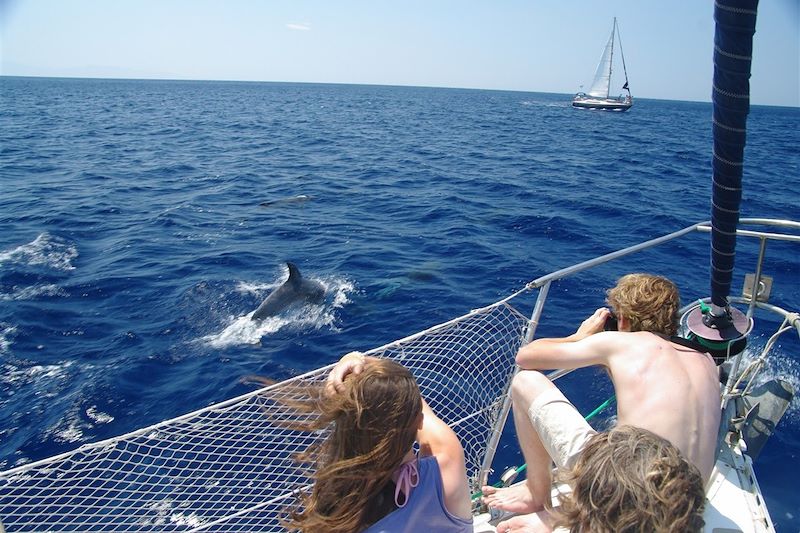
[709,0,759,308]
[747,237,768,320]
[477,281,551,491]
[607,18,616,99]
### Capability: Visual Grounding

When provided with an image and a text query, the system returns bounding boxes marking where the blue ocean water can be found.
[1,77,798,529]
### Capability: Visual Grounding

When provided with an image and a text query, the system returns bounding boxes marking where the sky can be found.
[1,0,798,107]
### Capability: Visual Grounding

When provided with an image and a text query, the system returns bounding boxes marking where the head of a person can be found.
[285,358,423,532]
[606,273,680,335]
[553,425,706,533]
[325,358,422,466]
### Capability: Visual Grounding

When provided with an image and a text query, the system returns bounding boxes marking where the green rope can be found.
[471,394,616,500]
[584,395,616,422]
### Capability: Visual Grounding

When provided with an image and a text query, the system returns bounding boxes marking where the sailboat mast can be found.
[607,18,616,98]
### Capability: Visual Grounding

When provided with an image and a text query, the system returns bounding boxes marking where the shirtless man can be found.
[482,273,720,532]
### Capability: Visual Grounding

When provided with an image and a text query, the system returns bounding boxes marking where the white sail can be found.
[586,27,614,98]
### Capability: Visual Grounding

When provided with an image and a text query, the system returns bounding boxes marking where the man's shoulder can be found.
[606,331,680,364]
[613,330,665,346]
[620,330,693,348]
[619,332,717,371]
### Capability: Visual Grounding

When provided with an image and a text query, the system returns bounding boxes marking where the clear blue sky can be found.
[1,0,798,107]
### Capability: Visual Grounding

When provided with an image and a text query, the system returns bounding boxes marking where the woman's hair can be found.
[606,273,680,335]
[277,358,423,533]
[552,425,706,533]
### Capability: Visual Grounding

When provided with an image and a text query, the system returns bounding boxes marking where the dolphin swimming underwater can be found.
[259,195,312,208]
[251,262,325,320]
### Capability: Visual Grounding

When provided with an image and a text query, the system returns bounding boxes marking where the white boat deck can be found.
[704,440,774,532]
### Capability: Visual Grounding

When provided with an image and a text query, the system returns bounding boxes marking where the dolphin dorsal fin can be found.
[286,262,302,288]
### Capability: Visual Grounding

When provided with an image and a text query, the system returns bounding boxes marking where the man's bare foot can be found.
[496,511,553,533]
[481,484,542,514]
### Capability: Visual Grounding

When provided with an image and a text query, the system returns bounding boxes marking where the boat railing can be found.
[478,218,800,490]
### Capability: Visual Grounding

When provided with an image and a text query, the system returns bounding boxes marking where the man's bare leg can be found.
[482,371,555,513]
[496,509,555,533]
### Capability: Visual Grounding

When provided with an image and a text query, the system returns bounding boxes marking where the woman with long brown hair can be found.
[281,351,473,533]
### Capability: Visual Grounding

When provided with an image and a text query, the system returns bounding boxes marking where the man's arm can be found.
[516,308,615,370]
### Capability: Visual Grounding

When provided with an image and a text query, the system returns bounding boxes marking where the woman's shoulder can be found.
[417,454,439,469]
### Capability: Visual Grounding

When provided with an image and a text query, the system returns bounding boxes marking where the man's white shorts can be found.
[528,387,597,470]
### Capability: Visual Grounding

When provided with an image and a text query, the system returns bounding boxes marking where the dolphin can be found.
[251,262,325,320]
[259,195,312,208]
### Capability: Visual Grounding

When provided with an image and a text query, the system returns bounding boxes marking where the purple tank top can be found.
[363,456,473,533]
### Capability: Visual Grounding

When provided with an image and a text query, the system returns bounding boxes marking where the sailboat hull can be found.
[572,94,632,111]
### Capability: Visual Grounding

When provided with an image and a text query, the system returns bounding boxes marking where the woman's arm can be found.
[325,351,367,395]
[417,398,472,520]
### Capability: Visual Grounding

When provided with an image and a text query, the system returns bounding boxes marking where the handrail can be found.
[525,218,800,293]
[524,222,704,291]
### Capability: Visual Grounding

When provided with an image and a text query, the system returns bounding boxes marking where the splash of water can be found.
[0,283,67,301]
[0,324,16,354]
[203,275,355,348]
[0,233,78,271]
[734,334,800,426]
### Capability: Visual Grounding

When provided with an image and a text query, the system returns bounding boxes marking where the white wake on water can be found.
[202,275,355,348]
[0,324,15,355]
[757,350,800,424]
[0,233,76,302]
[0,284,66,302]
[0,232,78,271]
[735,337,800,426]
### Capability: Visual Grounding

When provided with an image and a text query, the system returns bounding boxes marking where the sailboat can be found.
[573,17,633,111]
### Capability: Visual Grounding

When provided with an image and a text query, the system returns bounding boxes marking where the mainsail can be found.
[586,27,615,98]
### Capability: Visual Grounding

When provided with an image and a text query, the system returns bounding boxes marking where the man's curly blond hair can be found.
[552,426,706,533]
[606,273,680,335]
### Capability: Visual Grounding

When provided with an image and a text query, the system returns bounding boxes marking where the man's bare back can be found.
[605,331,720,481]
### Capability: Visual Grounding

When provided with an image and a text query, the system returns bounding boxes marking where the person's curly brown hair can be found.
[273,358,423,533]
[606,273,680,335]
[552,425,706,533]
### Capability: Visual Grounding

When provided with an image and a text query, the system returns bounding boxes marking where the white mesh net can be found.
[0,302,528,532]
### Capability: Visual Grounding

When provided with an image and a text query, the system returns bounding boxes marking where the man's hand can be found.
[574,308,612,340]
[325,351,367,395]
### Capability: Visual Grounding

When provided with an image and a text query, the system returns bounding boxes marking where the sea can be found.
[1,76,798,530]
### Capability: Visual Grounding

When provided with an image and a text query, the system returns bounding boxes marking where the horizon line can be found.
[2,74,798,109]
